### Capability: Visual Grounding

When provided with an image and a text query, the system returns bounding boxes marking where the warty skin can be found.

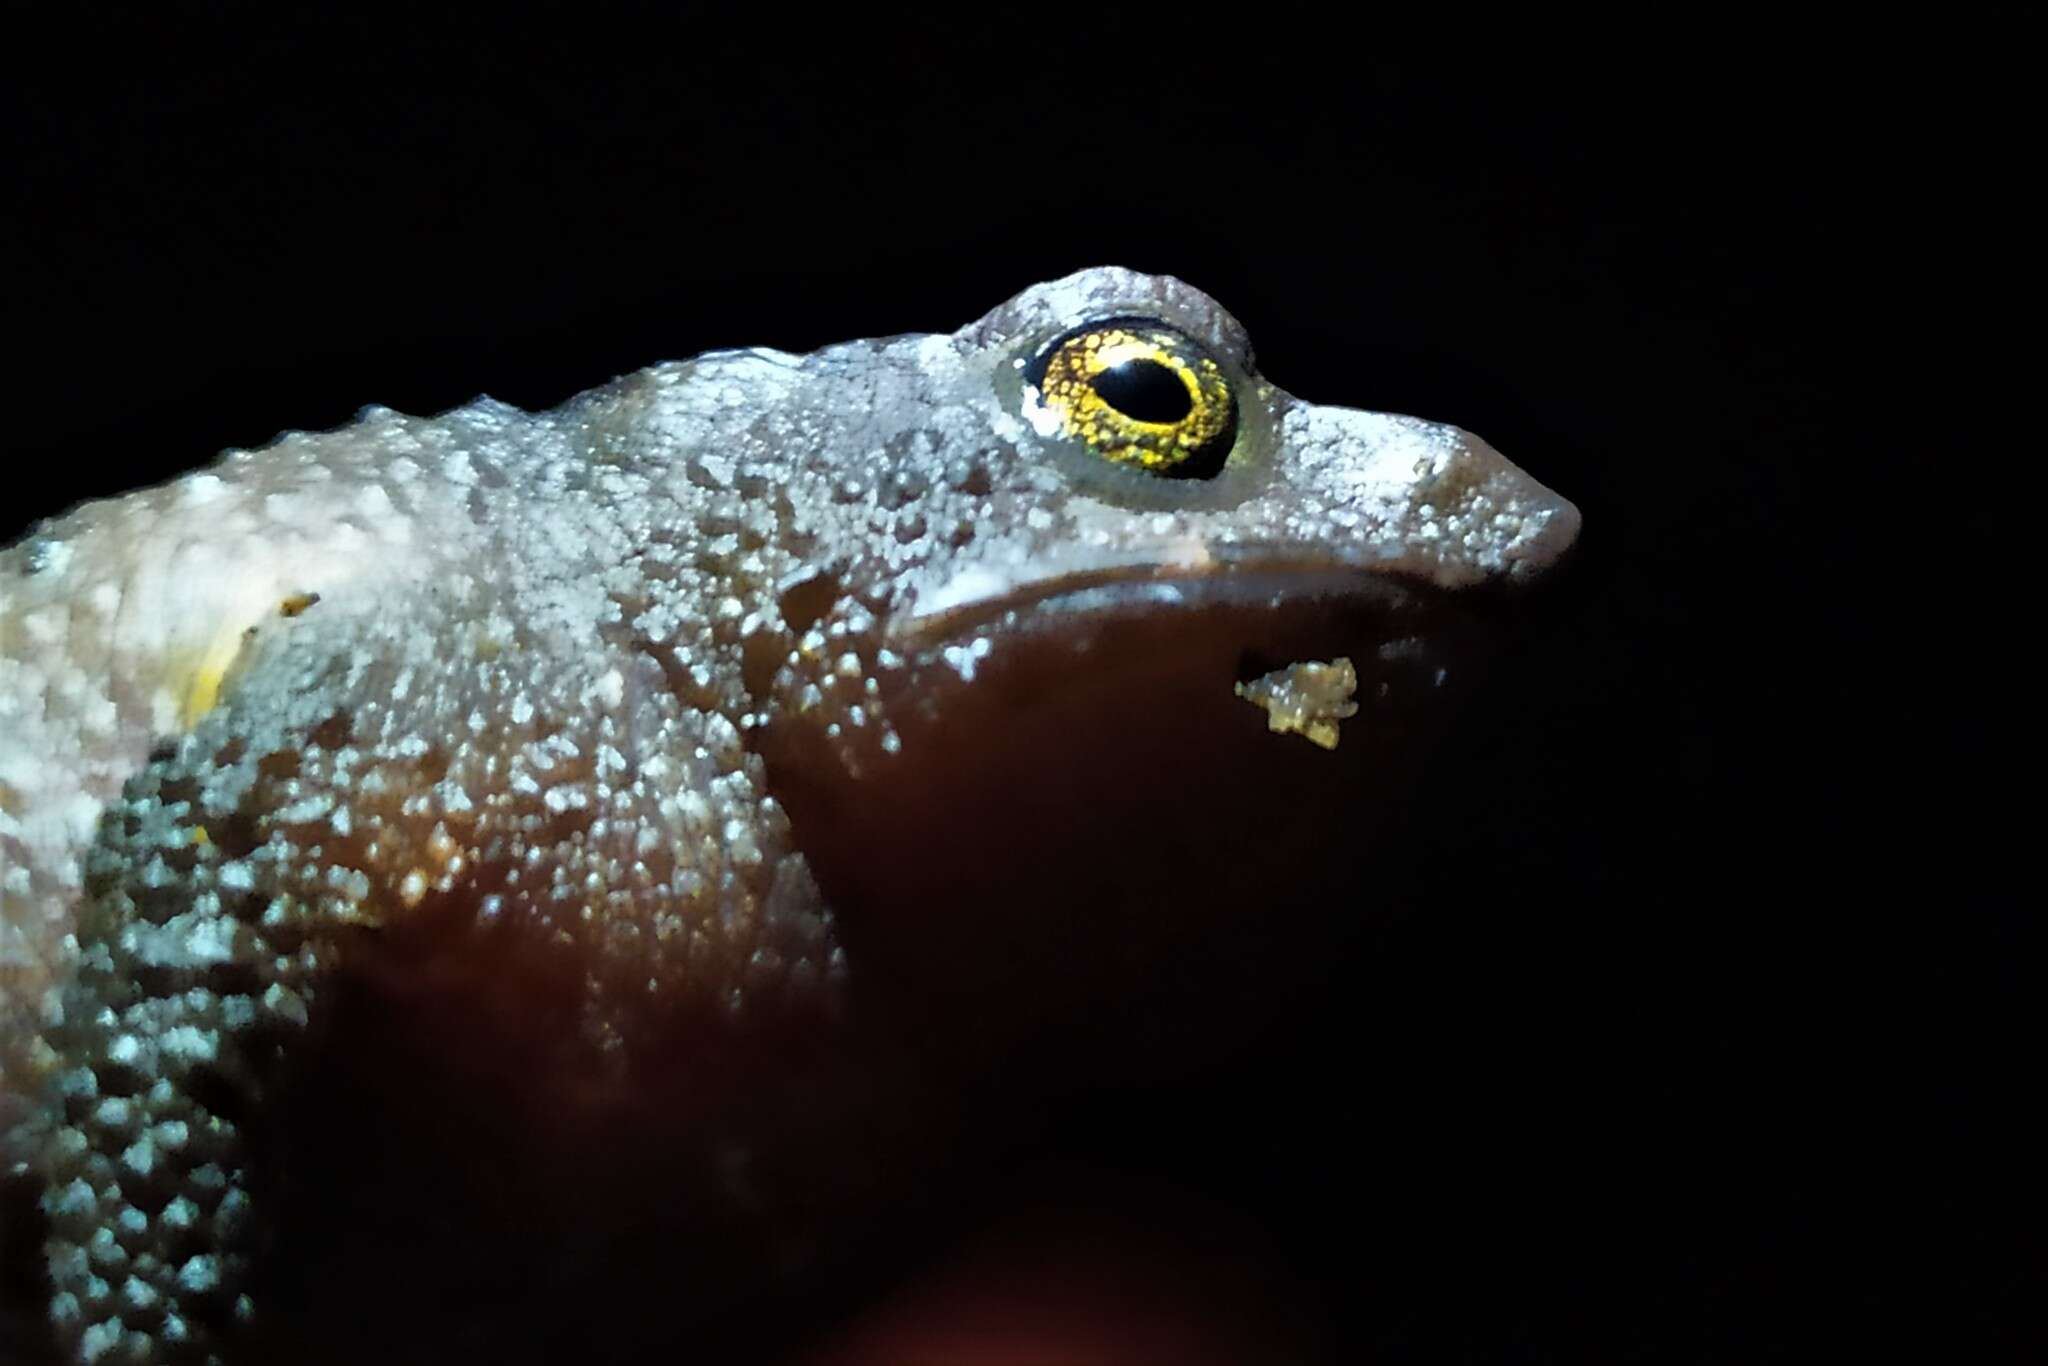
[0,267,1579,1363]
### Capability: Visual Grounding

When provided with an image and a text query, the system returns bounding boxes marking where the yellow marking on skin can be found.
[177,625,254,728]
[167,591,324,728]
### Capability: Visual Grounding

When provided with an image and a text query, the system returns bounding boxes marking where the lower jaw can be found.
[762,568,1515,1082]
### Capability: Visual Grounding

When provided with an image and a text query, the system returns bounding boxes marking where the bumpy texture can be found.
[0,267,1578,1363]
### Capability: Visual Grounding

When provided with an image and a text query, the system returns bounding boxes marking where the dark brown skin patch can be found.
[759,580,1510,1088]
[225,907,939,1366]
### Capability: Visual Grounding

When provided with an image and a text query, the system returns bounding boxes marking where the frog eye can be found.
[1025,318,1238,479]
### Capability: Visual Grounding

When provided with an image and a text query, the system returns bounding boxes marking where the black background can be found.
[4,12,2029,1362]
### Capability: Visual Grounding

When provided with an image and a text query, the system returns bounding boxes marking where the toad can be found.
[0,267,1578,1363]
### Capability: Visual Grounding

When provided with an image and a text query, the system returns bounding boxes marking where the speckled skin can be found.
[0,268,1578,1363]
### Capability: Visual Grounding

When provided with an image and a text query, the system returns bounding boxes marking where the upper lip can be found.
[888,552,1437,650]
[885,529,1577,650]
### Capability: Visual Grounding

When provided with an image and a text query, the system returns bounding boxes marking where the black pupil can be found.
[1093,357,1192,423]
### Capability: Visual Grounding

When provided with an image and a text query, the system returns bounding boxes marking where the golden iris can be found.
[1027,319,1238,478]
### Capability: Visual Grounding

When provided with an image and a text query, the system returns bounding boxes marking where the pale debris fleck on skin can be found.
[0,266,1579,1363]
[1234,658,1362,750]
